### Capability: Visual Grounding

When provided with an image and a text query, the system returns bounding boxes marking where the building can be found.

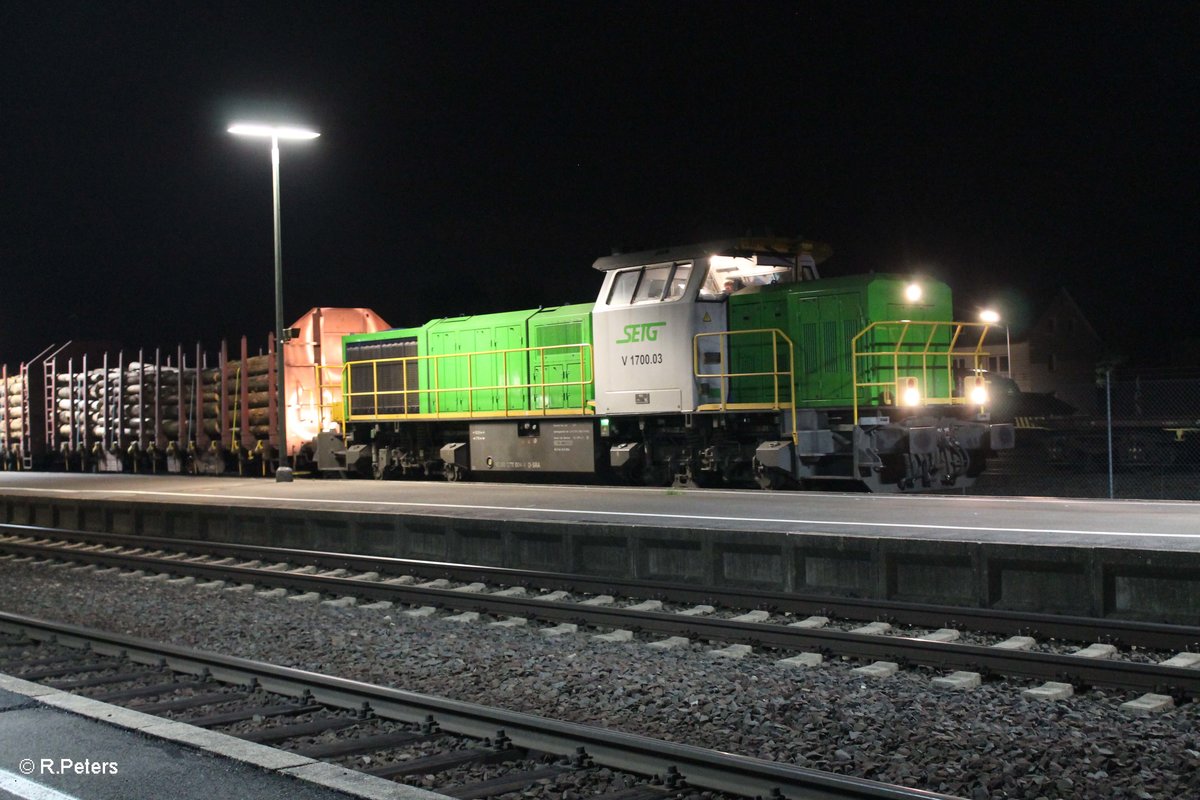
[966,288,1104,414]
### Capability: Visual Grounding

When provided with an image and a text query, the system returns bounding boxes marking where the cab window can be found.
[606,262,692,306]
[701,254,796,298]
[608,269,639,305]
[664,264,691,299]
[632,265,672,303]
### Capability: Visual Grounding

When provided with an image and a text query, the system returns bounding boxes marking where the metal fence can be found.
[970,373,1200,500]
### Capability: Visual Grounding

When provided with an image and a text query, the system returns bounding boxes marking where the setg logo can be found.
[616,322,665,344]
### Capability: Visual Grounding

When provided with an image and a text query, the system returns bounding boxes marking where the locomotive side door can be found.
[693,296,728,406]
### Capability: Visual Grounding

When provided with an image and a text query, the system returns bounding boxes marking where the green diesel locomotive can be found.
[324,239,1013,491]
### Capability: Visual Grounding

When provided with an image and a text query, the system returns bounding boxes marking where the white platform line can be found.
[7,476,1200,509]
[9,486,1199,540]
[0,770,84,800]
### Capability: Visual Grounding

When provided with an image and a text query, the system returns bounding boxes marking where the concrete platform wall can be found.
[2,495,1196,624]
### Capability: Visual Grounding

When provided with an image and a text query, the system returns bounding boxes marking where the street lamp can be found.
[979,308,1011,378]
[228,122,320,481]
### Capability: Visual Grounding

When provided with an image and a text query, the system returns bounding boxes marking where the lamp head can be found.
[228,123,320,140]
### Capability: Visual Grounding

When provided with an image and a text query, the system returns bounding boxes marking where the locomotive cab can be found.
[590,240,819,416]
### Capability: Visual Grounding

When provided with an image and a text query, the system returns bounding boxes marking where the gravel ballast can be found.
[0,563,1196,800]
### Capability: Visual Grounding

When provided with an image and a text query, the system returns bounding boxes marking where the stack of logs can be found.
[220,354,275,441]
[2,372,22,443]
[55,364,185,441]
[52,354,274,446]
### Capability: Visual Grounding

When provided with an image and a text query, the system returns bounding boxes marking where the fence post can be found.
[1105,367,1114,499]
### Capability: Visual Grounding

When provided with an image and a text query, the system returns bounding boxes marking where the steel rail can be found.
[1,522,1196,652]
[2,535,1198,697]
[0,612,954,800]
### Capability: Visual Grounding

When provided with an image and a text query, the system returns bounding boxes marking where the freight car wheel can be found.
[444,463,468,482]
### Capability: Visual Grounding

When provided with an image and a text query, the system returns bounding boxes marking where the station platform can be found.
[1,473,1198,624]
[0,673,443,800]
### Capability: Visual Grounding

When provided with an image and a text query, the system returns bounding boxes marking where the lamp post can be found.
[228,123,320,481]
[979,308,1011,378]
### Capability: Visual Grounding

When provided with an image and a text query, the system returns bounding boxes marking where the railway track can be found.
[0,613,953,800]
[2,522,1198,699]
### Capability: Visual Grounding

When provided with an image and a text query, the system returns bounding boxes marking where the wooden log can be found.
[224,391,271,409]
[246,354,270,372]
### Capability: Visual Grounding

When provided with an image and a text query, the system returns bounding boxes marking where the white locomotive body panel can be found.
[592,257,717,415]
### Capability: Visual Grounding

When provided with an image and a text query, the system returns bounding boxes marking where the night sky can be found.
[2,3,1196,369]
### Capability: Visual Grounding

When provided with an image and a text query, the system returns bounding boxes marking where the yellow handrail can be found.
[851,320,993,423]
[304,363,346,426]
[693,328,798,446]
[343,343,594,421]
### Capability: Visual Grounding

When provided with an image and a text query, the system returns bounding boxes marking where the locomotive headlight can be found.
[901,377,921,407]
[969,376,989,405]
[904,282,923,303]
